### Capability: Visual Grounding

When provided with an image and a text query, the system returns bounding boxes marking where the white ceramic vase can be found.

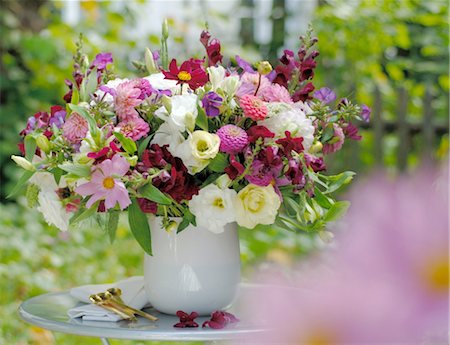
[143,216,241,315]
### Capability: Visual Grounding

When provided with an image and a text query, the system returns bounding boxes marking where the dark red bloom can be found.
[292,82,315,102]
[162,59,208,90]
[305,153,326,172]
[276,131,304,157]
[224,155,245,180]
[200,31,223,66]
[343,122,362,141]
[202,310,239,329]
[137,198,157,214]
[246,125,275,144]
[87,142,121,163]
[174,310,199,328]
[137,144,199,202]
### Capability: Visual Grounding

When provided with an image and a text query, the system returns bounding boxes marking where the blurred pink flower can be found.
[62,112,88,143]
[239,165,449,344]
[260,83,293,103]
[117,117,150,141]
[236,72,271,97]
[75,154,131,210]
[322,123,345,154]
[114,81,143,121]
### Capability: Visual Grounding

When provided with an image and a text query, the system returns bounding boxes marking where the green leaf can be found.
[196,106,209,131]
[107,211,119,244]
[114,131,137,155]
[313,187,334,208]
[50,167,64,185]
[323,201,350,222]
[85,68,98,96]
[138,134,153,157]
[128,198,152,255]
[68,104,97,132]
[139,183,172,205]
[71,86,80,104]
[24,135,37,161]
[177,209,195,233]
[70,202,99,225]
[59,163,91,178]
[324,171,355,194]
[7,170,35,199]
[208,153,228,173]
[321,124,335,143]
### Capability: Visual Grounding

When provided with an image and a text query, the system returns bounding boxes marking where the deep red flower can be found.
[162,59,208,90]
[276,131,304,157]
[343,122,362,141]
[200,31,223,66]
[224,154,245,180]
[137,198,157,214]
[87,141,121,163]
[174,310,199,328]
[202,310,239,329]
[246,125,275,144]
[292,82,315,102]
[305,153,326,173]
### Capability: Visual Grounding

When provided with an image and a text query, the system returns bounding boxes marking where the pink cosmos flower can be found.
[114,81,143,121]
[260,83,293,103]
[117,117,150,141]
[239,95,268,121]
[216,125,248,154]
[75,154,131,210]
[62,112,88,143]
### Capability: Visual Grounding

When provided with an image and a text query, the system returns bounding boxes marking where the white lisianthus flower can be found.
[152,122,185,155]
[154,94,198,133]
[144,73,178,91]
[235,184,281,229]
[29,172,70,231]
[207,66,241,96]
[173,131,220,174]
[189,184,237,233]
[260,102,315,150]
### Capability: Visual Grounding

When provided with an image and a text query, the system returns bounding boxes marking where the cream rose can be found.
[235,184,281,229]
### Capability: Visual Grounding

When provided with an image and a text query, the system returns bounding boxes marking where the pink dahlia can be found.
[216,125,248,154]
[75,154,131,210]
[114,81,143,121]
[260,83,293,103]
[117,117,150,141]
[62,112,88,143]
[240,94,268,121]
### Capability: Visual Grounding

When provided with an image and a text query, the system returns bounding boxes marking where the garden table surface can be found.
[18,283,267,344]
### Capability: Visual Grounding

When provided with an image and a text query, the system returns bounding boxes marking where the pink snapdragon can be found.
[114,81,143,121]
[75,154,131,210]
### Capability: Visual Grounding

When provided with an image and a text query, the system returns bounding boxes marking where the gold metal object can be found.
[105,288,158,322]
[89,294,137,321]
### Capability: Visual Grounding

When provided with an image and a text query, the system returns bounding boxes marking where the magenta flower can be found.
[360,104,371,122]
[173,310,199,328]
[62,112,88,143]
[114,81,143,121]
[322,124,345,154]
[91,52,113,71]
[216,125,248,154]
[117,117,150,141]
[75,154,131,210]
[202,310,239,329]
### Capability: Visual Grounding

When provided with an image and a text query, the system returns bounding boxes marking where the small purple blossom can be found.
[173,310,199,328]
[314,87,336,104]
[235,55,255,73]
[361,104,371,122]
[202,310,239,329]
[92,52,113,70]
[48,108,66,128]
[202,91,223,117]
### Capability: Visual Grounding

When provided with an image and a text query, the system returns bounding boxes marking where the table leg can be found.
[100,338,111,345]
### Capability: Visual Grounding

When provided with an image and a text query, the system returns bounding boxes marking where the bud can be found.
[11,155,36,171]
[318,230,334,243]
[36,134,51,154]
[256,61,273,75]
[162,19,169,39]
[215,174,232,189]
[161,94,172,113]
[309,141,323,153]
[165,220,178,233]
[126,155,138,167]
[80,54,90,72]
[145,48,159,74]
[185,112,196,132]
[26,183,40,208]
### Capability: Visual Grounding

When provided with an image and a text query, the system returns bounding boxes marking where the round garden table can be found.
[18,284,267,344]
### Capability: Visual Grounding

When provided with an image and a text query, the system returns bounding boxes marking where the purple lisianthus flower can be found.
[202,91,223,117]
[314,87,336,104]
[92,52,113,70]
[235,55,255,73]
[99,85,117,97]
[49,108,66,128]
[361,104,371,122]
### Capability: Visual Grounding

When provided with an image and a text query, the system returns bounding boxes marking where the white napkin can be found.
[67,276,149,322]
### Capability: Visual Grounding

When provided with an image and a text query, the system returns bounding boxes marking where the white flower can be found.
[154,94,198,133]
[207,66,241,96]
[260,102,315,150]
[235,184,281,229]
[11,155,35,171]
[144,73,178,91]
[152,122,185,155]
[29,172,70,231]
[189,184,237,233]
[173,131,220,174]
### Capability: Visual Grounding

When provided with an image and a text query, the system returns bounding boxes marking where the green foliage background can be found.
[0,1,448,344]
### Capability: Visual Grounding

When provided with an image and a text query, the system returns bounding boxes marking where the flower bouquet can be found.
[11,24,369,313]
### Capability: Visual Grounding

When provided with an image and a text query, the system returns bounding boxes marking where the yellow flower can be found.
[190,130,220,161]
[235,184,281,229]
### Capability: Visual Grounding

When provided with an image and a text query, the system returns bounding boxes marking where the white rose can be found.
[189,184,237,233]
[235,184,281,229]
[260,102,315,150]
